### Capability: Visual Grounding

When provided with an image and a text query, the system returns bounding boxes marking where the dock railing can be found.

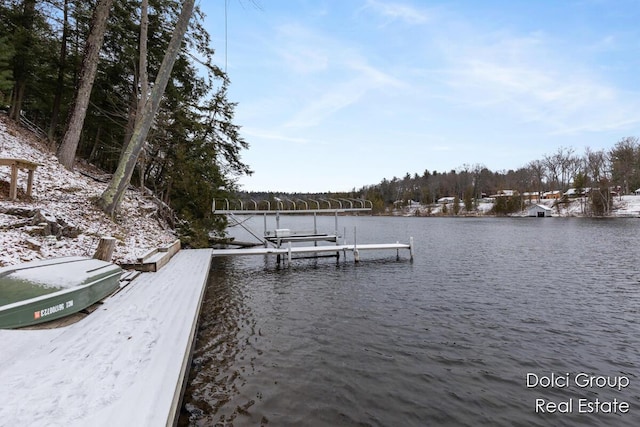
[212,197,373,214]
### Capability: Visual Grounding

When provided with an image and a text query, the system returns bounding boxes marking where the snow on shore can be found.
[398,193,640,217]
[0,114,176,267]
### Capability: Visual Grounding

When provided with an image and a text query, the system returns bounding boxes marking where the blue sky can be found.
[199,0,640,193]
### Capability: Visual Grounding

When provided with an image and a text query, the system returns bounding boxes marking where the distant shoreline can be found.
[388,195,640,218]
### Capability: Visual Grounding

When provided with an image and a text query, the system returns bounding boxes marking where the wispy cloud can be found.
[363,0,431,25]
[348,59,407,88]
[272,24,331,74]
[283,79,369,128]
[433,29,640,134]
[242,127,310,145]
[266,21,407,129]
[283,60,406,129]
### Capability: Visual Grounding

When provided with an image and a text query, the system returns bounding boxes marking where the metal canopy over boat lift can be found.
[213,197,372,247]
[211,198,414,265]
[213,197,373,214]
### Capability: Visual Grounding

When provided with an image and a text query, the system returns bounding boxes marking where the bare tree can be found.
[528,159,546,199]
[543,153,560,191]
[56,0,114,170]
[584,147,612,216]
[558,147,578,191]
[120,0,150,188]
[610,136,638,194]
[98,0,196,217]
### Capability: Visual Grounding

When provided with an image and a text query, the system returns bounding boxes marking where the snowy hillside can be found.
[0,114,176,267]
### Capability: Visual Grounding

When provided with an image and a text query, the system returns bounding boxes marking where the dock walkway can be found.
[212,240,414,264]
[0,249,213,427]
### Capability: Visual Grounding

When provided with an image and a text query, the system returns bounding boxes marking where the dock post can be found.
[314,212,318,247]
[287,242,292,266]
[9,163,18,200]
[263,213,268,247]
[354,226,359,263]
[409,237,414,261]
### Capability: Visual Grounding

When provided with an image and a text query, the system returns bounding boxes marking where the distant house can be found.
[437,196,456,203]
[635,188,640,195]
[527,204,552,217]
[490,189,517,198]
[542,190,562,199]
[523,191,540,201]
[564,188,589,197]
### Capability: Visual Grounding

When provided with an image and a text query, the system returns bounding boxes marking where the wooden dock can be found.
[0,249,213,427]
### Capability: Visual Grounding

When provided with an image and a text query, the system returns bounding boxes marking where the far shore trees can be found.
[359,140,638,217]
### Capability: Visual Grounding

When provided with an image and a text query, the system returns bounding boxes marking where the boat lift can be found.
[211,197,414,265]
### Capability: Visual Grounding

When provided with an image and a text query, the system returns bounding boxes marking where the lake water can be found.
[179,216,640,426]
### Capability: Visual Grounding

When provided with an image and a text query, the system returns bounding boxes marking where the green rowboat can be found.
[0,256,123,329]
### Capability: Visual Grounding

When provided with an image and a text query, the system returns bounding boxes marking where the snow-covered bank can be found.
[0,114,176,267]
[397,196,640,217]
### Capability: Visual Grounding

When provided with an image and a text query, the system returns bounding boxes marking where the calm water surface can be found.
[179,217,640,426]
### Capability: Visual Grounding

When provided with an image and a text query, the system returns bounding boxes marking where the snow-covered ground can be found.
[0,114,176,267]
[603,194,640,217]
[0,249,213,426]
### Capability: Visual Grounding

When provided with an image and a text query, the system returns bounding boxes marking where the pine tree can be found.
[98,0,196,217]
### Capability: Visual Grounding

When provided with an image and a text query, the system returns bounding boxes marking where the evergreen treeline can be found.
[0,0,251,246]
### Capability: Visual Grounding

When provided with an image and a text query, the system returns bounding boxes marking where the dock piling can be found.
[409,237,414,261]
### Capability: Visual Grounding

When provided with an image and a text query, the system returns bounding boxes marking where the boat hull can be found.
[0,257,123,329]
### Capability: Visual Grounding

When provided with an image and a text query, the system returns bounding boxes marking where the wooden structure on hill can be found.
[0,158,41,200]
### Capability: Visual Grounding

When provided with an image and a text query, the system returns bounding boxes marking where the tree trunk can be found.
[137,0,149,190]
[48,0,69,148]
[88,125,102,163]
[98,0,196,217]
[56,0,114,170]
[137,0,149,119]
[9,81,26,120]
[119,0,149,182]
[8,0,37,121]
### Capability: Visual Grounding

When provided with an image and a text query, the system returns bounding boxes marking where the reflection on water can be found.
[179,217,640,426]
